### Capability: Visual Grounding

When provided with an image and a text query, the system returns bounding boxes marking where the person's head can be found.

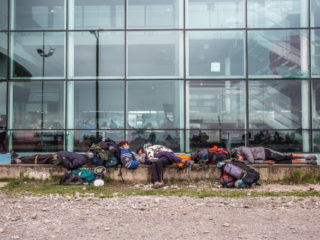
[231,148,244,161]
[118,141,130,149]
[136,147,144,154]
[86,151,94,159]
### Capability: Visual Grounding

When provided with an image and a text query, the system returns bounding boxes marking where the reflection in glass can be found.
[127,130,183,152]
[73,81,124,130]
[187,31,245,78]
[0,33,7,79]
[249,80,309,129]
[127,81,184,129]
[69,31,124,78]
[249,130,304,152]
[188,130,245,152]
[311,30,320,77]
[11,81,65,129]
[73,130,124,152]
[248,0,308,28]
[312,81,320,128]
[0,82,7,127]
[10,130,64,152]
[127,31,183,78]
[0,0,8,30]
[11,32,65,79]
[11,0,65,30]
[187,0,244,28]
[70,0,124,29]
[189,81,245,130]
[311,0,320,27]
[312,131,320,152]
[248,30,309,78]
[128,0,183,29]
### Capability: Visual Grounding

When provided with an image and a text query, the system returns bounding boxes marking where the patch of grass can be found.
[282,170,320,184]
[1,181,320,198]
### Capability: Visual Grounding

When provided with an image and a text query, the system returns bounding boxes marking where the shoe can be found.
[152,181,164,189]
[11,151,19,164]
[305,159,317,165]
[306,155,318,161]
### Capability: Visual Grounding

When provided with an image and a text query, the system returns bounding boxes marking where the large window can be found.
[311,30,320,77]
[68,31,124,79]
[248,30,309,78]
[0,33,7,79]
[187,0,245,29]
[70,0,124,29]
[127,81,184,129]
[312,80,320,129]
[10,81,65,130]
[249,80,309,129]
[11,0,65,30]
[127,0,183,29]
[248,0,308,28]
[0,82,6,152]
[187,31,245,78]
[188,80,245,129]
[11,32,65,79]
[311,0,320,27]
[0,0,8,30]
[127,31,183,78]
[72,81,124,130]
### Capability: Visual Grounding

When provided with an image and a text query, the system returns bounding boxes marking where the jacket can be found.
[57,151,86,170]
[132,152,152,165]
[234,147,265,164]
[145,145,173,162]
[154,152,182,163]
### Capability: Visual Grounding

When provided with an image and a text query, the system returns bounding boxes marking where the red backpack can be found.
[207,146,231,165]
[220,173,235,188]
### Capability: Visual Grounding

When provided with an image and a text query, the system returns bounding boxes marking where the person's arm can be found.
[264,160,275,165]
[241,147,255,164]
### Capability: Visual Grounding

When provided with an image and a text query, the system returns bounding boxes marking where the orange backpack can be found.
[173,154,192,168]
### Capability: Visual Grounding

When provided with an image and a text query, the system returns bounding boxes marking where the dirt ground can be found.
[0,184,320,240]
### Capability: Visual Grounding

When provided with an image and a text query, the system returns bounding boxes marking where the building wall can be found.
[0,0,320,153]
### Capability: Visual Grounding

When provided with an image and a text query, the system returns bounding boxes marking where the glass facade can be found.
[0,0,319,153]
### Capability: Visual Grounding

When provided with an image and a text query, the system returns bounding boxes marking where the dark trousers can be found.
[20,154,54,164]
[265,148,292,164]
[151,157,170,183]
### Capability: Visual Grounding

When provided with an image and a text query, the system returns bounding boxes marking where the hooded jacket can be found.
[57,151,86,170]
[144,145,173,162]
[232,147,265,164]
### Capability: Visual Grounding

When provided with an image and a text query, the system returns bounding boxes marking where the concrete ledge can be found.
[0,164,319,183]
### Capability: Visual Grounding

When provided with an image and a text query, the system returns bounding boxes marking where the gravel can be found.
[0,184,320,240]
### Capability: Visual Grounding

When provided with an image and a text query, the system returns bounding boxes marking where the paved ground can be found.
[0,184,320,240]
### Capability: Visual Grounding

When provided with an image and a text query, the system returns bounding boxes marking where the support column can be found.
[8,82,13,151]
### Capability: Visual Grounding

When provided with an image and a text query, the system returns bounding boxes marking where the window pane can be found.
[0,33,7,79]
[127,31,183,78]
[69,31,124,78]
[70,0,124,29]
[11,32,65,79]
[311,30,320,77]
[311,0,320,27]
[127,130,184,152]
[11,81,65,129]
[127,81,184,129]
[188,130,245,152]
[312,80,320,129]
[10,130,64,152]
[187,0,244,28]
[248,0,308,28]
[0,0,8,30]
[249,80,309,129]
[0,81,7,128]
[73,130,124,152]
[187,31,245,78]
[189,81,245,130]
[248,30,309,78]
[72,81,124,130]
[312,131,320,152]
[128,0,183,29]
[12,0,65,30]
[249,130,305,153]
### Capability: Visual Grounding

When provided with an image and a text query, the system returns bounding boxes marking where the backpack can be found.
[60,172,84,185]
[90,143,110,161]
[72,169,95,184]
[224,160,260,187]
[90,141,119,167]
[220,173,235,188]
[207,146,230,165]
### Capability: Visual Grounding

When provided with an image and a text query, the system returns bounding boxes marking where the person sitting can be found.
[118,141,139,169]
[231,146,318,165]
[11,150,94,170]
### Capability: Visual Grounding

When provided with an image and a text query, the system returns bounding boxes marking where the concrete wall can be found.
[0,164,319,182]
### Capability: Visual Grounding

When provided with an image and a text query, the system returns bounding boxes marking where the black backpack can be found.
[229,159,260,187]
